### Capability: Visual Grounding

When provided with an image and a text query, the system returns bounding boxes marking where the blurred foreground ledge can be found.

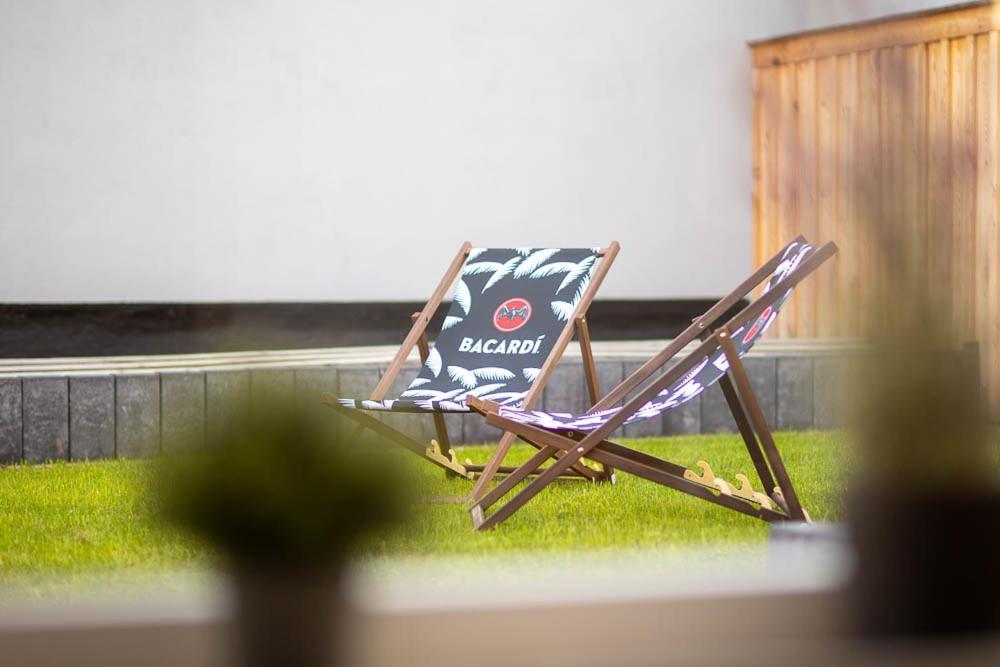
[1,543,998,667]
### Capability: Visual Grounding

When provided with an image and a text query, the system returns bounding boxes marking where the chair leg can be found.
[430,411,460,478]
[577,316,615,482]
[474,446,559,511]
[323,399,592,487]
[718,333,808,521]
[468,429,601,503]
[470,414,789,529]
[717,375,777,492]
[321,398,473,479]
[470,411,635,530]
[582,439,788,522]
[473,447,590,530]
[462,463,592,478]
[410,311,455,465]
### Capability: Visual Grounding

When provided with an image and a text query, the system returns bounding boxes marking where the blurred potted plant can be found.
[849,310,1000,637]
[840,54,1000,635]
[155,400,410,667]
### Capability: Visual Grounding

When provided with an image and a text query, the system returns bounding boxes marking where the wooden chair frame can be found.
[466,238,838,530]
[323,241,621,484]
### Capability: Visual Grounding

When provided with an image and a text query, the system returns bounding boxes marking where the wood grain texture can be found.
[975,32,1000,413]
[751,3,997,68]
[796,59,818,337]
[951,35,977,341]
[902,43,927,285]
[857,48,880,337]
[776,63,799,338]
[836,53,859,338]
[927,38,953,336]
[757,66,781,273]
[752,18,1000,418]
[816,56,838,337]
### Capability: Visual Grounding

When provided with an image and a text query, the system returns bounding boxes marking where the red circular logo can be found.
[742,306,773,345]
[493,298,532,332]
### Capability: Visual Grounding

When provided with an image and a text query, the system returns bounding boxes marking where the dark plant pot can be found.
[848,487,1000,638]
[231,565,347,667]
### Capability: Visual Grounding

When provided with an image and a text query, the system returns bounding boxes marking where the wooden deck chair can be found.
[323,242,620,484]
[466,237,838,530]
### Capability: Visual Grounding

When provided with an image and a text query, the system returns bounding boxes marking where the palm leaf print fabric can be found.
[338,247,601,413]
[493,241,814,431]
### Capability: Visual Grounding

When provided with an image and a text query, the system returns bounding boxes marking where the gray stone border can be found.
[0,349,852,464]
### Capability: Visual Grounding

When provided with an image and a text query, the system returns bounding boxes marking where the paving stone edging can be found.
[0,350,857,464]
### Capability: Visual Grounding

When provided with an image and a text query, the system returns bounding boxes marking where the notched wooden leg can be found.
[425,439,474,479]
[683,459,715,485]
[684,459,731,494]
[685,461,789,512]
[733,473,777,511]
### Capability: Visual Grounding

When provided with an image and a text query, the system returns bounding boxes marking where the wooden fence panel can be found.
[751,3,1000,417]
[816,55,838,338]
[976,31,1000,415]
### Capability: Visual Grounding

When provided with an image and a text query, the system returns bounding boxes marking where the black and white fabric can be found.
[338,247,602,413]
[495,241,814,432]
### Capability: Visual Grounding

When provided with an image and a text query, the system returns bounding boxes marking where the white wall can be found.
[0,0,953,302]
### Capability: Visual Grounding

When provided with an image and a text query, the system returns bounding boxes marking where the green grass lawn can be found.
[0,431,848,585]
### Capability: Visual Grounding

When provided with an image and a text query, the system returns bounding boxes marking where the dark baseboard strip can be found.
[0,300,746,358]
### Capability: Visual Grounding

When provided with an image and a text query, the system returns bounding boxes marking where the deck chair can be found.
[323,242,620,485]
[466,237,838,530]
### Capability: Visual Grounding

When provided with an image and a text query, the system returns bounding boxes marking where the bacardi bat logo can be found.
[742,306,773,345]
[493,298,532,332]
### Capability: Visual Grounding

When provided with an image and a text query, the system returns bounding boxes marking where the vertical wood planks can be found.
[878,47,905,278]
[857,48,881,336]
[902,43,927,286]
[816,56,838,337]
[776,63,799,337]
[796,59,818,337]
[836,52,859,338]
[927,38,953,339]
[975,32,1000,411]
[951,35,977,343]
[752,16,1000,418]
[989,31,1000,416]
[759,66,781,278]
[752,67,764,269]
